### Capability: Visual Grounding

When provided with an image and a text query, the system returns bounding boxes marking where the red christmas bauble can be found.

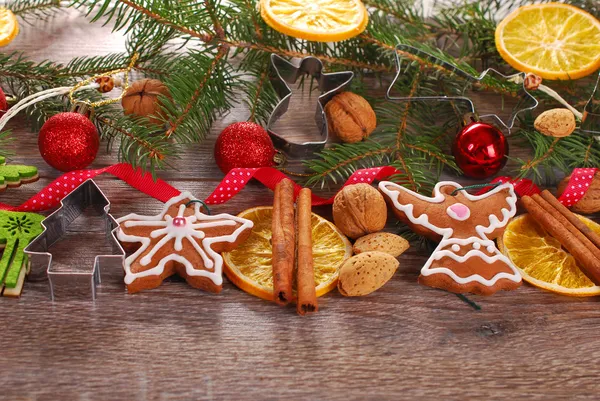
[38,112,100,172]
[214,122,275,174]
[452,121,508,179]
[0,86,7,112]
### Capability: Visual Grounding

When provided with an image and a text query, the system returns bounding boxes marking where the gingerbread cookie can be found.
[0,210,45,297]
[0,156,39,191]
[117,192,253,293]
[379,181,521,295]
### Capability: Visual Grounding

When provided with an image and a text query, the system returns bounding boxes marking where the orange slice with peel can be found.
[495,3,600,80]
[0,8,18,47]
[260,0,368,42]
[223,206,352,301]
[498,213,600,296]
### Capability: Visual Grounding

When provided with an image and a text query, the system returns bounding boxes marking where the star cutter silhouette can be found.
[24,179,125,301]
[267,54,354,157]
[386,44,539,132]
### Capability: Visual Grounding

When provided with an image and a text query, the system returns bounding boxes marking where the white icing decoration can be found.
[451,244,460,252]
[116,191,254,287]
[446,203,470,221]
[378,181,521,286]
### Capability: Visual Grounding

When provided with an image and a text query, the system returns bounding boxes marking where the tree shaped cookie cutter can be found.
[386,44,539,132]
[267,54,354,157]
[24,179,124,301]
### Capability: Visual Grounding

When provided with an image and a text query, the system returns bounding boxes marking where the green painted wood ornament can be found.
[0,156,39,190]
[0,211,44,296]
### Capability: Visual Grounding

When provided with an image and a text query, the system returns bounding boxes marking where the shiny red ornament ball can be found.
[214,122,275,174]
[0,86,7,113]
[452,121,508,179]
[38,112,100,172]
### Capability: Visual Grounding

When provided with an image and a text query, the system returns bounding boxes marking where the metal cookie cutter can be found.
[581,72,600,138]
[267,54,354,157]
[386,44,539,132]
[25,179,124,301]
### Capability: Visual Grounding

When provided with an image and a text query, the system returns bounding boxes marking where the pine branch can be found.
[8,0,62,21]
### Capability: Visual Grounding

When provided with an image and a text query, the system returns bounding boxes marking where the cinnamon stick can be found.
[539,190,600,250]
[272,179,295,305]
[296,188,317,315]
[522,195,600,284]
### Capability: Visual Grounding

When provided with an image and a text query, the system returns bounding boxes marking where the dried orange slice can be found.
[260,0,368,42]
[498,214,600,296]
[0,8,18,47]
[223,206,352,301]
[495,3,600,80]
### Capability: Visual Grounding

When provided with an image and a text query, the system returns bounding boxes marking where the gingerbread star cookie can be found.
[0,156,39,191]
[379,181,521,296]
[116,192,254,293]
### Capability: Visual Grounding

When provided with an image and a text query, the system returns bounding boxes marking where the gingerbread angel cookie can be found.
[379,181,521,295]
[117,192,253,293]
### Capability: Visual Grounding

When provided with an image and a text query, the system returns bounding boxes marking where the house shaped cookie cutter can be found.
[267,54,354,157]
[24,179,124,301]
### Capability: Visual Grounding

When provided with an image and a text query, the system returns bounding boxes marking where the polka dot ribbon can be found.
[556,168,598,207]
[0,164,401,212]
[1,163,592,212]
[0,163,180,212]
[205,166,402,206]
[475,176,541,197]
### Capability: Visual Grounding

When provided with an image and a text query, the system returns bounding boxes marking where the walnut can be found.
[325,92,376,143]
[332,184,387,239]
[122,79,171,125]
[558,172,600,214]
[534,108,576,138]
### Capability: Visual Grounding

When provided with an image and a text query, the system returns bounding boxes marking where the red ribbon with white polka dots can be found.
[205,166,402,206]
[3,163,593,212]
[556,168,598,207]
[0,163,181,212]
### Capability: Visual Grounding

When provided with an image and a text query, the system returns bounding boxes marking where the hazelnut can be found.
[534,108,576,138]
[332,184,387,239]
[122,79,171,125]
[557,172,600,214]
[325,92,376,143]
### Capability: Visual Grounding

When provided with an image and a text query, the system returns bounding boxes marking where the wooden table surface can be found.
[2,9,600,401]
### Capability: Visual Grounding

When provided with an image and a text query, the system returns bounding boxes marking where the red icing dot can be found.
[172,217,186,227]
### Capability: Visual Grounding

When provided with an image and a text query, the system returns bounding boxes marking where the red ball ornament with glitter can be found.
[214,122,276,174]
[452,120,508,179]
[38,112,100,172]
[0,87,7,113]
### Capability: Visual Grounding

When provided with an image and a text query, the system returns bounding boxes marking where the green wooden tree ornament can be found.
[0,211,45,297]
[0,156,39,190]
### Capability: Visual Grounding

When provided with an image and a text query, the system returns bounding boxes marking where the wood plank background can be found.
[1,8,599,401]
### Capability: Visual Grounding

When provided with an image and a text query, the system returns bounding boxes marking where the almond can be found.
[353,232,409,257]
[534,108,576,138]
[338,251,399,296]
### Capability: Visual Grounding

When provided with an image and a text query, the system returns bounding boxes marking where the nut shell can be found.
[338,251,399,296]
[557,172,600,214]
[332,184,387,239]
[122,79,171,125]
[325,92,376,143]
[353,232,409,258]
[534,108,576,138]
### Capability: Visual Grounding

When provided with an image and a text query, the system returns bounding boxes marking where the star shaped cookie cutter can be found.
[24,179,124,301]
[386,44,539,132]
[267,54,354,157]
